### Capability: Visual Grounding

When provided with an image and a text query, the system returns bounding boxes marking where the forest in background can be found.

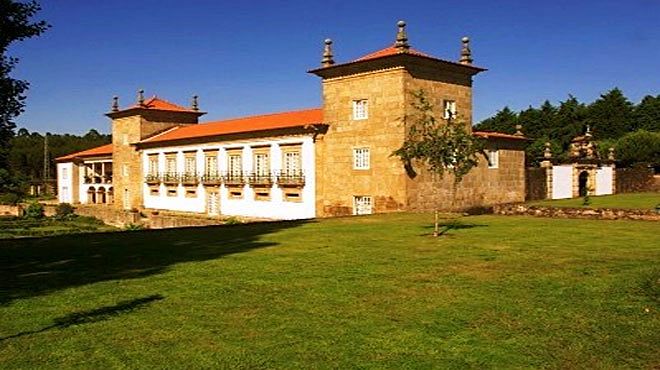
[474,88,660,166]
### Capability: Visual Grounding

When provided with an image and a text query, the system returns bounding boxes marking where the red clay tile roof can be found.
[56,143,113,161]
[473,131,528,140]
[354,45,432,62]
[140,108,324,144]
[126,96,198,113]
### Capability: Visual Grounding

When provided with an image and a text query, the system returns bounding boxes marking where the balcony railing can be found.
[222,171,246,186]
[145,174,160,184]
[84,175,113,184]
[276,170,305,187]
[180,173,199,186]
[201,173,222,186]
[162,172,179,185]
[247,172,274,187]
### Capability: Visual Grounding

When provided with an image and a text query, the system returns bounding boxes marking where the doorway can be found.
[578,171,589,197]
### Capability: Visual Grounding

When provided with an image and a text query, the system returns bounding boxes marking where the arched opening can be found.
[578,171,589,197]
[87,187,96,204]
[97,188,106,204]
[107,187,114,204]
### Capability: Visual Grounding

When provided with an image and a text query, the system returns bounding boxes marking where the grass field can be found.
[0,213,658,368]
[529,191,660,210]
[0,216,116,239]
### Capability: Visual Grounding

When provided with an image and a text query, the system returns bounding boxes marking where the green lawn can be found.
[530,191,660,210]
[0,216,116,239]
[0,213,658,368]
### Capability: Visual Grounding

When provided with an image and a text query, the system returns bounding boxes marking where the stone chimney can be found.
[395,21,409,52]
[460,36,473,65]
[321,39,334,67]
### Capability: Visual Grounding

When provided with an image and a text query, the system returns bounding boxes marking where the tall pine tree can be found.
[587,88,634,139]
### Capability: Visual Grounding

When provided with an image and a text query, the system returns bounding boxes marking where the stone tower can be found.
[106,92,205,210]
[309,21,485,217]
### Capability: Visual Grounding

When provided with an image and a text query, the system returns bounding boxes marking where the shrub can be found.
[123,223,145,231]
[24,202,44,219]
[616,130,660,166]
[224,216,242,225]
[0,193,22,205]
[54,203,75,220]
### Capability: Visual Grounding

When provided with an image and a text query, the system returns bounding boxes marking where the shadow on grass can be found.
[0,294,164,342]
[420,220,487,236]
[0,220,310,305]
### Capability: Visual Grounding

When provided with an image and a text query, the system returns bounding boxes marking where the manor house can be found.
[56,21,527,220]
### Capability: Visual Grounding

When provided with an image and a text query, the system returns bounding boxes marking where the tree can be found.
[615,130,660,166]
[587,88,634,139]
[0,0,49,168]
[393,90,484,237]
[474,106,518,134]
[633,95,660,132]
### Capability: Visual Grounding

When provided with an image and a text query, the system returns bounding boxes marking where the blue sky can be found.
[9,0,660,135]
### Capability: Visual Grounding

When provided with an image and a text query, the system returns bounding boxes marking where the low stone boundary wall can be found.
[0,204,23,217]
[493,203,659,221]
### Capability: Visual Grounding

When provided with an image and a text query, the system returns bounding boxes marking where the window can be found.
[283,150,301,175]
[352,99,368,120]
[122,164,129,177]
[184,154,196,175]
[167,188,177,197]
[228,188,243,199]
[228,153,242,176]
[165,154,177,174]
[487,149,499,169]
[353,196,373,215]
[353,147,370,170]
[150,187,160,196]
[443,100,456,120]
[253,151,269,176]
[61,168,68,180]
[254,189,270,201]
[185,189,197,198]
[283,189,302,202]
[148,155,158,175]
[122,134,129,145]
[204,153,218,176]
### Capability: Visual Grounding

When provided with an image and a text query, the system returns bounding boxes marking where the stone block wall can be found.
[525,167,547,201]
[616,166,656,193]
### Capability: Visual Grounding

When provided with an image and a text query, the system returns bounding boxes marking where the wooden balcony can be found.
[162,173,179,185]
[222,171,245,186]
[201,173,222,186]
[247,172,274,187]
[180,173,199,186]
[145,174,160,185]
[276,170,305,187]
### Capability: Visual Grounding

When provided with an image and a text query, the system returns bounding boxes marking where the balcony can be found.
[145,174,160,185]
[201,173,222,186]
[247,172,274,187]
[222,171,245,186]
[180,173,199,186]
[84,175,112,184]
[162,172,179,185]
[276,170,305,187]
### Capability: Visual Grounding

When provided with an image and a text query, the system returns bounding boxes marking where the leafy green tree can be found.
[474,106,518,134]
[615,130,660,166]
[0,0,50,168]
[633,95,660,132]
[393,89,484,237]
[587,88,634,139]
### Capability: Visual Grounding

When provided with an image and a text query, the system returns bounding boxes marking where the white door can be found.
[207,191,219,216]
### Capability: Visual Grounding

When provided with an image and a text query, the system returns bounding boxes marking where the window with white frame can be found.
[61,168,68,180]
[148,155,158,175]
[443,100,456,120]
[283,150,301,175]
[205,154,218,176]
[184,154,196,175]
[228,153,242,175]
[352,99,368,120]
[487,149,499,169]
[353,196,373,215]
[253,152,269,176]
[165,155,177,174]
[353,147,370,170]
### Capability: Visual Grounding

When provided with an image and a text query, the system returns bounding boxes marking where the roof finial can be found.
[111,96,119,112]
[395,20,409,52]
[460,36,473,64]
[191,95,199,111]
[585,124,592,137]
[608,147,615,161]
[544,142,553,159]
[321,38,334,67]
[514,124,523,136]
[137,89,145,106]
